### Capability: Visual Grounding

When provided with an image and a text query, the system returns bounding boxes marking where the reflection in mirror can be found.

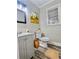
[17,9,26,24]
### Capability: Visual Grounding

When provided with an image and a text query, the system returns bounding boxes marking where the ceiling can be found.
[30,0,54,8]
[17,0,55,8]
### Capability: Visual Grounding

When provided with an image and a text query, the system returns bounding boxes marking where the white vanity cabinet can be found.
[17,33,34,59]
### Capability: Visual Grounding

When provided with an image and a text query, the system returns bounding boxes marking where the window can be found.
[46,4,61,25]
[17,1,27,12]
[48,8,58,24]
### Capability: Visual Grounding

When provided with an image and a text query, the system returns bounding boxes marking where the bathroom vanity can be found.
[17,33,34,59]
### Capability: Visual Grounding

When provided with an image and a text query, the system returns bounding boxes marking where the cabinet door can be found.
[18,35,34,59]
[26,35,35,59]
[18,37,27,59]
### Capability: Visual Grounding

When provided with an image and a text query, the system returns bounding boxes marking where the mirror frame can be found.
[17,9,26,24]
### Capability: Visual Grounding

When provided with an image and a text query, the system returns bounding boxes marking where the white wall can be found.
[17,0,40,33]
[40,0,61,43]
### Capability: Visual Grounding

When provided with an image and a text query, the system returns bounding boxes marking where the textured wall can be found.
[40,0,61,43]
[17,0,40,33]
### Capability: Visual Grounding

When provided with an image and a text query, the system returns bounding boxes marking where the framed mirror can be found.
[17,9,26,24]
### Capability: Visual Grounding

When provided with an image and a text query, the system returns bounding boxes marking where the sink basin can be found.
[17,32,34,37]
[17,32,22,35]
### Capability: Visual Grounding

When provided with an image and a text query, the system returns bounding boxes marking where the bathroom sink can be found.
[17,32,34,37]
[17,32,22,35]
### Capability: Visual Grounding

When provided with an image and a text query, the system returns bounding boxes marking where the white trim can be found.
[47,4,60,10]
[30,0,54,8]
[39,0,55,8]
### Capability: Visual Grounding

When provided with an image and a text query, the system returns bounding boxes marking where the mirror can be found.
[17,9,26,24]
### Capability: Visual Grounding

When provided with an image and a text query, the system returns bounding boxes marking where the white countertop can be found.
[17,32,34,37]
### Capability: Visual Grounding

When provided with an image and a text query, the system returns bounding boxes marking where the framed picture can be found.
[17,9,26,24]
[30,12,39,24]
[46,4,61,25]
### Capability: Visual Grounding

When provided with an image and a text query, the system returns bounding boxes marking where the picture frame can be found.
[30,12,39,24]
[17,9,26,24]
[46,4,61,25]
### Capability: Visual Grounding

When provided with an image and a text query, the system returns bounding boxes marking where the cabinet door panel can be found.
[26,35,35,59]
[18,38,27,59]
[18,34,34,59]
